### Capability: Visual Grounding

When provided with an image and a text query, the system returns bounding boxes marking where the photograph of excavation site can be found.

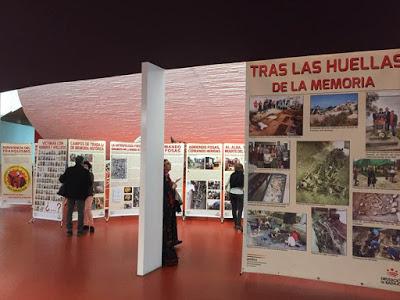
[311,208,347,256]
[296,141,350,205]
[248,172,289,204]
[310,93,358,127]
[247,210,307,251]
[249,95,303,137]
[353,226,400,261]
[353,192,400,224]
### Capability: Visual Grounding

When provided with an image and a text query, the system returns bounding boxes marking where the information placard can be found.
[244,49,400,292]
[109,142,140,217]
[165,143,185,215]
[32,139,67,221]
[1,143,33,204]
[186,143,223,218]
[68,139,106,218]
[223,144,245,218]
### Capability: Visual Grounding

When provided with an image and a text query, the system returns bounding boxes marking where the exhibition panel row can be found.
[0,140,245,221]
[243,48,400,291]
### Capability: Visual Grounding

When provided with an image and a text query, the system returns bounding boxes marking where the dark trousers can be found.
[230,193,244,225]
[66,198,85,233]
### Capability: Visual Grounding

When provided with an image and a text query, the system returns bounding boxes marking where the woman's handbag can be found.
[57,184,67,197]
[175,191,183,213]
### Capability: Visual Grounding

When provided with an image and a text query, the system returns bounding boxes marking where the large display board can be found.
[32,139,67,221]
[223,144,245,218]
[165,143,185,215]
[186,143,223,218]
[68,139,106,218]
[244,49,400,291]
[1,143,33,204]
[109,142,141,216]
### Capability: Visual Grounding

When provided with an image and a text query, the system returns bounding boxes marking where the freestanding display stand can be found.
[32,139,68,223]
[1,143,33,205]
[243,48,400,292]
[185,143,223,218]
[68,139,107,219]
[223,143,245,221]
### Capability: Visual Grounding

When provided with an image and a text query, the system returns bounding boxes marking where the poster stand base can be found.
[28,217,35,224]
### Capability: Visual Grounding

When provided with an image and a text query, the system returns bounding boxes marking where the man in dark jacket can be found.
[59,155,91,236]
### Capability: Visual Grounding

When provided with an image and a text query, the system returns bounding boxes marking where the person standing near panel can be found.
[226,163,244,231]
[162,159,179,266]
[59,155,91,236]
[82,161,95,233]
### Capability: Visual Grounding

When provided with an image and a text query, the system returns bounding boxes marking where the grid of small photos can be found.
[34,149,67,213]
[207,180,221,211]
[122,186,140,210]
[246,91,400,262]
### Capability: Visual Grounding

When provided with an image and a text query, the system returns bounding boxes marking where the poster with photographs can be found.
[165,144,185,216]
[109,142,140,217]
[68,139,106,218]
[1,143,33,204]
[244,49,400,291]
[223,144,245,218]
[32,139,67,221]
[186,144,223,217]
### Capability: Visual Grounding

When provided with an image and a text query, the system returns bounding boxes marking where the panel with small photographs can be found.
[32,139,68,221]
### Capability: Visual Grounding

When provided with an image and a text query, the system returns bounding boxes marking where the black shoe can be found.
[77,231,86,237]
[66,231,73,236]
[173,240,182,246]
[82,225,89,231]
[89,226,95,233]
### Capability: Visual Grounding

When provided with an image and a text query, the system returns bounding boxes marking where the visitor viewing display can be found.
[68,139,106,218]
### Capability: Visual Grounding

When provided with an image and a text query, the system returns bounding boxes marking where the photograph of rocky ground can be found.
[310,93,358,127]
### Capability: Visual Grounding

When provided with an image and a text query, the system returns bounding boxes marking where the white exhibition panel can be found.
[68,139,106,218]
[243,49,400,291]
[137,62,165,276]
[1,143,33,205]
[164,143,185,215]
[185,143,223,218]
[223,144,245,218]
[109,142,141,217]
[32,139,67,221]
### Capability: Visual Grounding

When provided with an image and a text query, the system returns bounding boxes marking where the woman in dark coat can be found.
[162,159,179,266]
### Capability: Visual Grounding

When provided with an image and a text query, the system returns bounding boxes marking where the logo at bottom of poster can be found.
[380,268,400,286]
[3,165,30,192]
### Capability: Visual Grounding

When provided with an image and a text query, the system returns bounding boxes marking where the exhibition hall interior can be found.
[1,2,400,299]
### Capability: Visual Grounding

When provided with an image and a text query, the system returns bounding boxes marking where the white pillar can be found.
[137,62,165,276]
